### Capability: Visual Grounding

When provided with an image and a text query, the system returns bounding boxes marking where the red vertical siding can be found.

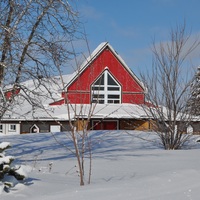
[65,46,144,104]
[5,88,20,100]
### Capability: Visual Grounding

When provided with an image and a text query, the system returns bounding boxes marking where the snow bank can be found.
[0,142,11,150]
[0,131,200,199]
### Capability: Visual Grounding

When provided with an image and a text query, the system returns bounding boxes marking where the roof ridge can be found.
[64,42,145,90]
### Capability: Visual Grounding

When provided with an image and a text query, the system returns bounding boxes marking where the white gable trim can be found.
[64,42,145,91]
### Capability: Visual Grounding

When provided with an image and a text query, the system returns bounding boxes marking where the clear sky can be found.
[76,0,200,77]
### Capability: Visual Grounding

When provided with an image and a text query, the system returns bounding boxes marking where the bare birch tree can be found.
[141,23,200,149]
[0,0,94,187]
[53,41,96,185]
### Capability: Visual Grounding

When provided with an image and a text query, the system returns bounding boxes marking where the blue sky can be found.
[76,0,200,77]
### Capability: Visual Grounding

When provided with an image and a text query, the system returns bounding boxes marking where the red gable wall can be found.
[5,88,20,101]
[65,46,145,104]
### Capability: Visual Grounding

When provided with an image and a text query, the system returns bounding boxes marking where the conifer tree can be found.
[188,67,200,115]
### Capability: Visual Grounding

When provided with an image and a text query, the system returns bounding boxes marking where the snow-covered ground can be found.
[1,131,200,200]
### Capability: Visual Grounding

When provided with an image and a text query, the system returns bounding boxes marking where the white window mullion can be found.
[91,69,121,104]
[104,71,108,104]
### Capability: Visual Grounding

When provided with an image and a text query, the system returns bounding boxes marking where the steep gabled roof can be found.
[64,42,145,91]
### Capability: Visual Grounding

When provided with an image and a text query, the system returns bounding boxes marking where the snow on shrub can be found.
[0,142,27,193]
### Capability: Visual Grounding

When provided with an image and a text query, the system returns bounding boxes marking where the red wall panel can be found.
[5,88,20,100]
[65,47,145,104]
[66,92,90,104]
[122,93,145,104]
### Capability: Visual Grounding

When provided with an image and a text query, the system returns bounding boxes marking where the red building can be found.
[1,43,199,133]
[48,42,149,131]
[51,42,145,106]
[0,42,150,134]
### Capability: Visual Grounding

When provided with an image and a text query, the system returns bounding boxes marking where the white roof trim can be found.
[64,42,145,90]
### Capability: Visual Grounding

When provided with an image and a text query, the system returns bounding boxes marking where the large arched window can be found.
[91,70,121,104]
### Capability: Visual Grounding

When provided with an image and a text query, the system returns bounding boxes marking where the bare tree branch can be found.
[141,22,200,149]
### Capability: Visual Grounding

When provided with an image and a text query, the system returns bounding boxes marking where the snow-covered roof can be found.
[2,102,150,121]
[3,74,199,122]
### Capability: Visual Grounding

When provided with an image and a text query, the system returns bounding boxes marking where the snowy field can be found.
[1,130,200,200]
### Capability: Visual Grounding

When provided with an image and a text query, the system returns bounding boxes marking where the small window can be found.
[108,94,120,99]
[93,94,104,98]
[99,100,104,104]
[108,87,120,91]
[108,73,118,85]
[0,124,3,132]
[94,74,104,86]
[9,124,16,131]
[30,124,39,133]
[108,99,120,104]
[92,86,104,90]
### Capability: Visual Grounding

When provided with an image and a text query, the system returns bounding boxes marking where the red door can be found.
[103,121,117,130]
[93,120,118,130]
[93,121,102,130]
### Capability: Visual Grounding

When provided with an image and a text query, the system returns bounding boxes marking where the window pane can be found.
[10,124,16,131]
[108,74,117,85]
[93,94,104,98]
[98,100,104,104]
[92,86,104,90]
[93,99,104,104]
[108,95,120,99]
[114,100,120,103]
[108,87,120,91]
[94,74,104,86]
